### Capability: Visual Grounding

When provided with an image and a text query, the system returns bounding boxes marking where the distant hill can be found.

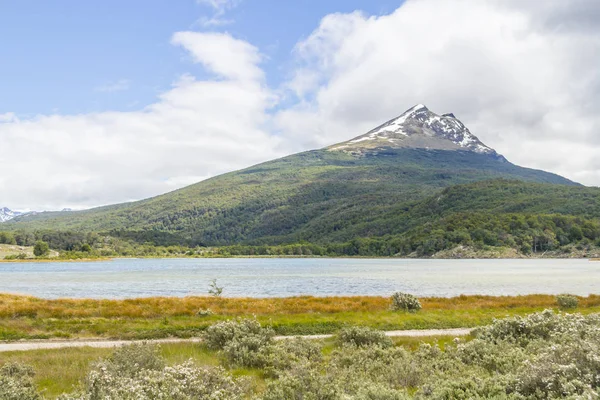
[7,105,582,248]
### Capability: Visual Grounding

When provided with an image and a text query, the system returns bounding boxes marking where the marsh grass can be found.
[1,294,600,340]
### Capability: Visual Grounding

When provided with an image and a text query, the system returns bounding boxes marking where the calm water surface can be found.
[0,258,598,299]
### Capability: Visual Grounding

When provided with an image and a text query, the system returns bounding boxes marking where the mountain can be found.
[6,104,580,246]
[329,104,505,160]
[0,207,22,223]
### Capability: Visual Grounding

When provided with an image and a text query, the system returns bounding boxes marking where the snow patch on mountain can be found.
[330,104,503,160]
[364,104,426,139]
[0,207,22,222]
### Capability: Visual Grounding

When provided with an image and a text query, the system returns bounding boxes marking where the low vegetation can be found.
[337,326,393,348]
[1,293,600,341]
[556,294,579,309]
[2,311,600,399]
[391,292,422,312]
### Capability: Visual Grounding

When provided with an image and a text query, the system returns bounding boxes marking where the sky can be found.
[1,0,599,211]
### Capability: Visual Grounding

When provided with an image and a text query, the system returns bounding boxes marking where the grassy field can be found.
[1,293,599,340]
[0,335,457,399]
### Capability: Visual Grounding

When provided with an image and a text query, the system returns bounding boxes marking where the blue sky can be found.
[1,0,599,210]
[0,0,401,116]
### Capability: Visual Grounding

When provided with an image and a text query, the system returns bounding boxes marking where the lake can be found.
[1,258,598,299]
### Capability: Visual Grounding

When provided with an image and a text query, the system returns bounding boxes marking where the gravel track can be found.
[0,328,472,352]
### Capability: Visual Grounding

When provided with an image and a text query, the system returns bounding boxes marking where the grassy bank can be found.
[1,294,599,341]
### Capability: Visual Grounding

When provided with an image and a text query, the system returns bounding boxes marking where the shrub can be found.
[59,345,246,400]
[0,363,41,400]
[261,338,323,376]
[222,333,271,368]
[513,338,600,399]
[337,326,393,348]
[101,343,165,377]
[353,385,411,400]
[262,363,341,400]
[474,309,565,344]
[203,318,274,367]
[331,345,426,390]
[556,294,579,309]
[203,318,274,350]
[390,292,422,312]
[425,375,513,400]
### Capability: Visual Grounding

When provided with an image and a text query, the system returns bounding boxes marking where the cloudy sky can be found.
[1,0,599,211]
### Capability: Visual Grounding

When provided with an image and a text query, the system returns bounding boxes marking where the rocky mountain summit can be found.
[329,104,506,161]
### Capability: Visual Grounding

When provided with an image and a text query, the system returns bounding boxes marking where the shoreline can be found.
[1,292,600,301]
[0,257,112,263]
[1,254,599,263]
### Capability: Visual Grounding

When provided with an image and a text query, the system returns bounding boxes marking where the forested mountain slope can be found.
[6,105,582,247]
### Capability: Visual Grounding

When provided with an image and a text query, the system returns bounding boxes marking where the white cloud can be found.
[94,79,131,93]
[0,32,282,210]
[0,112,19,123]
[277,0,600,186]
[171,32,263,82]
[1,0,599,211]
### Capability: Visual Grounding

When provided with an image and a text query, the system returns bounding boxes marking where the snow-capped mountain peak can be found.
[329,104,504,161]
[0,207,22,222]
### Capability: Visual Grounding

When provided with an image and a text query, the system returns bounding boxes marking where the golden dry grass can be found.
[1,293,599,319]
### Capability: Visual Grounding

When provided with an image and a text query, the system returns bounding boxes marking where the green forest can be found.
[2,178,600,259]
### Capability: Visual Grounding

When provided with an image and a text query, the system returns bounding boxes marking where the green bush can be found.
[262,363,341,400]
[337,326,393,348]
[331,345,426,390]
[203,318,275,367]
[261,338,323,377]
[59,345,246,400]
[390,292,422,312]
[203,318,273,350]
[101,343,165,376]
[556,294,579,309]
[0,363,41,400]
[353,385,411,400]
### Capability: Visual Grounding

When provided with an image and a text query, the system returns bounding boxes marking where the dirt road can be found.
[0,328,472,352]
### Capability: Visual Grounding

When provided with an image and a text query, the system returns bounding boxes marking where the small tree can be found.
[33,241,50,257]
[208,279,224,298]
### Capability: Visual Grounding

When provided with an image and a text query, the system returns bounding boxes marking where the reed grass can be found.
[1,294,599,340]
[3,293,599,319]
